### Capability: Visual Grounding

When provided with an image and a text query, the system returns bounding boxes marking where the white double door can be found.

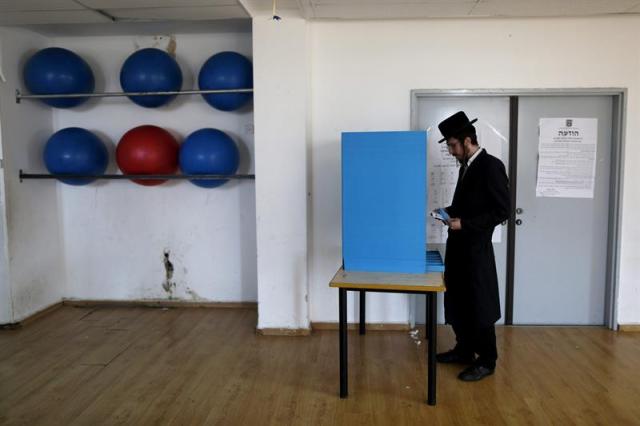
[414,93,614,325]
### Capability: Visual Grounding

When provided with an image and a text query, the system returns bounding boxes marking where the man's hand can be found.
[448,218,462,230]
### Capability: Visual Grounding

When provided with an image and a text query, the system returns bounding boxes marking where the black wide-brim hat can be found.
[437,111,478,143]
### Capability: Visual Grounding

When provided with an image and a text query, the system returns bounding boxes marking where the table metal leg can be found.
[359,290,366,335]
[425,294,431,341]
[427,292,437,405]
[339,288,348,398]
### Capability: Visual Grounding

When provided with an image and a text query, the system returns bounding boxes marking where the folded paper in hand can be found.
[429,208,449,223]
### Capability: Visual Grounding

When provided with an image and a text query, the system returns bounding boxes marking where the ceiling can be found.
[0,1,249,25]
[303,0,640,19]
[0,0,639,26]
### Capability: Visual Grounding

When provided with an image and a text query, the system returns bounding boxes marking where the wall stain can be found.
[166,35,177,56]
[186,287,204,301]
[162,250,176,298]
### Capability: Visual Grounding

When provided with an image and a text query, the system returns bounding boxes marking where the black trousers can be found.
[452,322,497,369]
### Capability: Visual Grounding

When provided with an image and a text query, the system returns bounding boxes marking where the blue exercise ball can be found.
[179,128,240,188]
[120,48,183,108]
[23,47,95,108]
[43,127,109,186]
[198,51,253,111]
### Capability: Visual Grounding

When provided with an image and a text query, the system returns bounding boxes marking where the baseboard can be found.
[311,322,411,331]
[619,324,640,332]
[0,300,257,329]
[62,299,257,309]
[256,328,312,336]
[0,301,63,329]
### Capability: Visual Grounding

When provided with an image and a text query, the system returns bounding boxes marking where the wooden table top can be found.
[329,267,445,292]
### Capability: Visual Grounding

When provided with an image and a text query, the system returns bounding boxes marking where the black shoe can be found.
[457,364,495,382]
[436,349,475,364]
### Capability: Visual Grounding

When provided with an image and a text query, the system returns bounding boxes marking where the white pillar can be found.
[253,16,310,331]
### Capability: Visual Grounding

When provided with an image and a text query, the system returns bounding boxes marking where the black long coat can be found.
[444,149,510,329]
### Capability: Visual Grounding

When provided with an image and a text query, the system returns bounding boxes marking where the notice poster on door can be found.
[427,121,504,244]
[536,118,597,198]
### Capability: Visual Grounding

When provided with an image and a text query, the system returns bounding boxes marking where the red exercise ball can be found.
[116,125,179,186]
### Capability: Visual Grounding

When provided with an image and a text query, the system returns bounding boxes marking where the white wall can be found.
[253,16,310,330]
[3,15,639,328]
[52,31,256,302]
[0,28,65,322]
[308,16,640,325]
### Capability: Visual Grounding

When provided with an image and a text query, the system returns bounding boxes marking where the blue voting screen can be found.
[342,131,427,273]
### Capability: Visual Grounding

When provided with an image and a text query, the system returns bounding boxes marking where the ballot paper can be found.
[429,208,449,223]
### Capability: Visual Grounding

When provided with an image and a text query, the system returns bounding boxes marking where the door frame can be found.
[410,88,626,330]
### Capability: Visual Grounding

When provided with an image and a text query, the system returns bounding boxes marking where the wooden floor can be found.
[1,307,640,425]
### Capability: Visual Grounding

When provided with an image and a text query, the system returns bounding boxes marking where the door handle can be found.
[516,208,524,215]
[515,219,523,225]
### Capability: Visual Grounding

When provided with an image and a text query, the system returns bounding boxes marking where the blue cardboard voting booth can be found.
[341,130,444,273]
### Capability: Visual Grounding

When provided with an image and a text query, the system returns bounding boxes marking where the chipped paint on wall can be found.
[133,34,177,56]
[162,249,176,298]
